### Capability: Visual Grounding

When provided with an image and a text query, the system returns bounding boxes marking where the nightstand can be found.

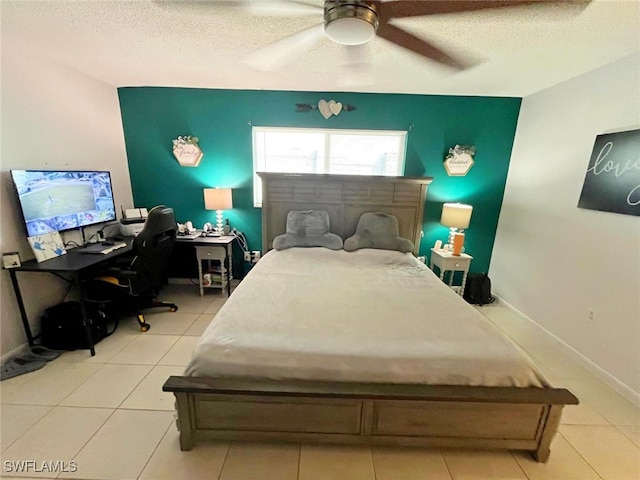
[430,248,473,296]
[194,237,234,297]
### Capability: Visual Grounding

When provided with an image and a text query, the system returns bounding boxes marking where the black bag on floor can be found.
[40,301,115,351]
[463,273,496,306]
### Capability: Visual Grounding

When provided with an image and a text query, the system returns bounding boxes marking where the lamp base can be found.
[452,233,465,256]
[444,227,457,252]
[215,210,224,235]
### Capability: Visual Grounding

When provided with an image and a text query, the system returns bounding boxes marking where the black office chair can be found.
[87,205,179,332]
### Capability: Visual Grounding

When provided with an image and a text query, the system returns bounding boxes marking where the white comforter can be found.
[185,248,547,387]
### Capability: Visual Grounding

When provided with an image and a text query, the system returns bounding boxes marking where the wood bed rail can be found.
[163,376,579,405]
[163,376,578,462]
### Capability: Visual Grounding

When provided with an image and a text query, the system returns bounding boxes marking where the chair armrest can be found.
[109,254,136,267]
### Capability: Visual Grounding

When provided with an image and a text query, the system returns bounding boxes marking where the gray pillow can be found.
[273,210,343,251]
[344,212,414,253]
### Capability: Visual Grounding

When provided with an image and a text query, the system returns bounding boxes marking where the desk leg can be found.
[225,244,232,297]
[197,256,204,297]
[75,273,96,357]
[9,270,35,346]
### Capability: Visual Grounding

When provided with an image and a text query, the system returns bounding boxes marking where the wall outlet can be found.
[588,309,595,321]
[251,251,260,263]
[243,251,251,262]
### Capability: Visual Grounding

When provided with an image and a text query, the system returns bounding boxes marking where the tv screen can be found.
[10,170,117,236]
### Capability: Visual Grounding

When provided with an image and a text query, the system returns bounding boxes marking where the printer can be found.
[119,222,145,237]
[119,207,147,237]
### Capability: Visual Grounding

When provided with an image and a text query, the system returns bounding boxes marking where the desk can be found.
[8,239,134,356]
[175,234,234,297]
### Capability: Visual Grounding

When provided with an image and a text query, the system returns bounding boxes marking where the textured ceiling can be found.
[2,0,639,97]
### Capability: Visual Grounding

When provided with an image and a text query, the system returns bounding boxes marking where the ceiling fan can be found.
[166,1,590,72]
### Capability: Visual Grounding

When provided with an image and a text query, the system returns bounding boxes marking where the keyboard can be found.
[79,242,128,255]
[100,242,127,254]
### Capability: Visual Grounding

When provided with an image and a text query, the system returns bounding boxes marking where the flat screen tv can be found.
[10,170,117,237]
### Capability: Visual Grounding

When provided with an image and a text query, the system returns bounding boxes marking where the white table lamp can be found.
[440,203,473,255]
[203,188,233,235]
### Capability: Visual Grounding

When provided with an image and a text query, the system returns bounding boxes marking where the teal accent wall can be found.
[118,87,521,273]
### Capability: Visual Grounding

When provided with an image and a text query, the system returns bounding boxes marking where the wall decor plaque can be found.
[444,145,475,176]
[172,135,203,167]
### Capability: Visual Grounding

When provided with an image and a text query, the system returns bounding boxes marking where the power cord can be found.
[230,230,254,277]
[233,230,249,254]
[97,222,121,241]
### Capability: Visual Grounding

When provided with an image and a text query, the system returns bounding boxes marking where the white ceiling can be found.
[2,0,639,97]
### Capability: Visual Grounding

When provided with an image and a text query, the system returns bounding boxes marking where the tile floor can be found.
[1,284,638,480]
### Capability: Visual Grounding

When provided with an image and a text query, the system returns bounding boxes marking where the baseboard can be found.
[495,296,640,407]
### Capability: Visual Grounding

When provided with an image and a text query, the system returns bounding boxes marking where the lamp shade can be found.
[441,203,473,229]
[203,188,233,210]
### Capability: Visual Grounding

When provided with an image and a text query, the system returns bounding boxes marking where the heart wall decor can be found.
[318,99,332,119]
[329,100,342,116]
[295,100,356,118]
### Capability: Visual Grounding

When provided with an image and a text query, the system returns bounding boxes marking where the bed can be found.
[163,172,578,462]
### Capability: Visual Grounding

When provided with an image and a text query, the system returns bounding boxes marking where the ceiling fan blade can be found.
[218,0,322,17]
[153,1,321,17]
[345,44,371,66]
[339,44,375,87]
[374,1,589,20]
[242,23,325,71]
[376,22,472,70]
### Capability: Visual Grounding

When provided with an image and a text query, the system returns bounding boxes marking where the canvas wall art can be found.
[578,128,639,217]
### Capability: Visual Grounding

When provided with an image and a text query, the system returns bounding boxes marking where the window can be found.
[252,127,407,206]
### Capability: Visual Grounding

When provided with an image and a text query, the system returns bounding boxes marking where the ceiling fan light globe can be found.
[324,17,376,45]
[323,2,378,46]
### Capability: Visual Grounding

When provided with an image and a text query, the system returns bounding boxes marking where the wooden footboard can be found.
[163,376,578,462]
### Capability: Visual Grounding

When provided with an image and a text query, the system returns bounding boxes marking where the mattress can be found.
[185,247,548,388]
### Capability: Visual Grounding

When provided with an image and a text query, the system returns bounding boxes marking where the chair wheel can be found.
[137,314,150,332]
[170,306,178,312]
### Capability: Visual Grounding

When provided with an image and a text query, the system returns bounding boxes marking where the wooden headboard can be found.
[259,173,433,256]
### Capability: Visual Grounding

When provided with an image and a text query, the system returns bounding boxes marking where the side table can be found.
[430,248,473,296]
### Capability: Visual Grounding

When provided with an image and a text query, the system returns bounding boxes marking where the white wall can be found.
[491,54,640,397]
[0,49,133,356]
